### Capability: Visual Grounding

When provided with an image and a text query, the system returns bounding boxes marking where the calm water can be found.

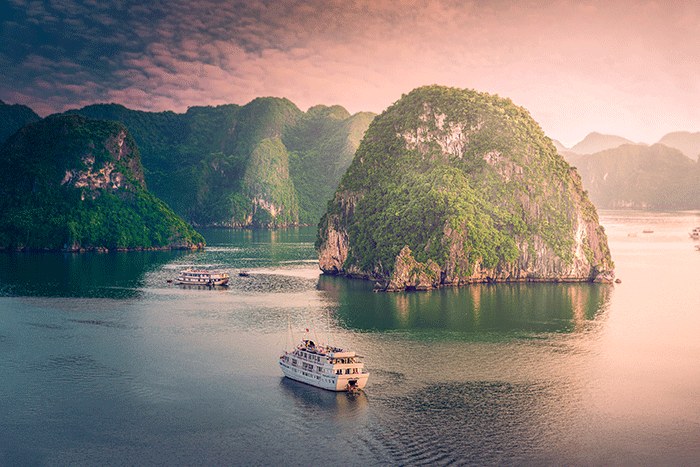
[2,213,700,466]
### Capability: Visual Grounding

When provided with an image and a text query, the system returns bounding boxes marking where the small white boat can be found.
[177,267,229,286]
[690,227,700,240]
[279,339,369,392]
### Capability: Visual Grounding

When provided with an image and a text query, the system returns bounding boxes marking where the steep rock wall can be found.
[61,130,145,198]
[242,137,299,227]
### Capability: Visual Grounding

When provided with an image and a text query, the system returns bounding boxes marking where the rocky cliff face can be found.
[317,85,614,291]
[60,129,145,198]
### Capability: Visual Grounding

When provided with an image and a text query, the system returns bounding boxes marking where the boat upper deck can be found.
[180,269,228,276]
[290,339,366,366]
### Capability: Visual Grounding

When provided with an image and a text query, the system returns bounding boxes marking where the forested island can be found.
[0,115,204,251]
[317,85,615,291]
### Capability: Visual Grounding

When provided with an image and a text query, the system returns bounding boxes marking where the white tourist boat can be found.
[177,267,229,286]
[279,338,369,392]
[690,226,700,240]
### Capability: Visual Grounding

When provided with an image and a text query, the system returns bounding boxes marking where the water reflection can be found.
[318,275,613,333]
[176,283,230,292]
[198,227,317,267]
[0,250,188,298]
[279,377,368,423]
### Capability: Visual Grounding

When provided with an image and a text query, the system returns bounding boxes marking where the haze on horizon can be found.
[1,0,698,148]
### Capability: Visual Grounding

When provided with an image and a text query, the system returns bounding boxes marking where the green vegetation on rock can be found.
[0,115,204,250]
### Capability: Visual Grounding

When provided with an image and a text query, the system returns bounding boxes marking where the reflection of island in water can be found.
[279,376,368,423]
[0,249,189,298]
[318,275,613,333]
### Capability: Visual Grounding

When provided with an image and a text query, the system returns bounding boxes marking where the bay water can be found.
[1,212,699,466]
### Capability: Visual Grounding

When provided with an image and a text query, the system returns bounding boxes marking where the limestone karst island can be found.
[0,86,615,285]
[316,85,615,291]
[0,115,204,251]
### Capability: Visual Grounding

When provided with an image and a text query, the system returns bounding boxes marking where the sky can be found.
[1,0,699,148]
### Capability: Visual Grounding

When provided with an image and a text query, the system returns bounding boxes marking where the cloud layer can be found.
[2,0,699,146]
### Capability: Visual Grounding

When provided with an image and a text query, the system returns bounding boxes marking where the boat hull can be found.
[177,277,229,286]
[279,360,369,392]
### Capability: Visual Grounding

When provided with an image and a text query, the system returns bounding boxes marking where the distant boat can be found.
[239,270,249,277]
[690,227,700,240]
[643,230,654,234]
[177,267,229,286]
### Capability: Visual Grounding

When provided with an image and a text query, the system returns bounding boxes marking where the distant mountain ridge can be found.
[559,130,700,160]
[55,100,375,227]
[657,131,700,160]
[568,143,700,209]
[568,132,636,155]
[2,97,697,224]
[0,100,41,144]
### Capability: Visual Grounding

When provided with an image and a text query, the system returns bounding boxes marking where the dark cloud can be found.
[2,0,699,145]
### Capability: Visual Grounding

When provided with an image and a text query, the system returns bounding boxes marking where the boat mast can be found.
[286,314,293,350]
[308,304,320,345]
[327,309,331,348]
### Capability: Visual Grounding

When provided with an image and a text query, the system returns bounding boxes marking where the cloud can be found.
[1,0,699,145]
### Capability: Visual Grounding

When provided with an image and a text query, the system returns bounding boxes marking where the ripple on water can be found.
[367,380,566,466]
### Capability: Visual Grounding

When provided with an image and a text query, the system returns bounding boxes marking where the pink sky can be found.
[2,0,699,147]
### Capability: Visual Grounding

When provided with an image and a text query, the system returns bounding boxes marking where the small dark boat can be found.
[239,270,249,277]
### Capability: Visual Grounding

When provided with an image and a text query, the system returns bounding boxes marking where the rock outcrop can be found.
[316,85,614,291]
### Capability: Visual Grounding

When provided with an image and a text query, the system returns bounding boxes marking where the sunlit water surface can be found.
[1,213,699,466]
